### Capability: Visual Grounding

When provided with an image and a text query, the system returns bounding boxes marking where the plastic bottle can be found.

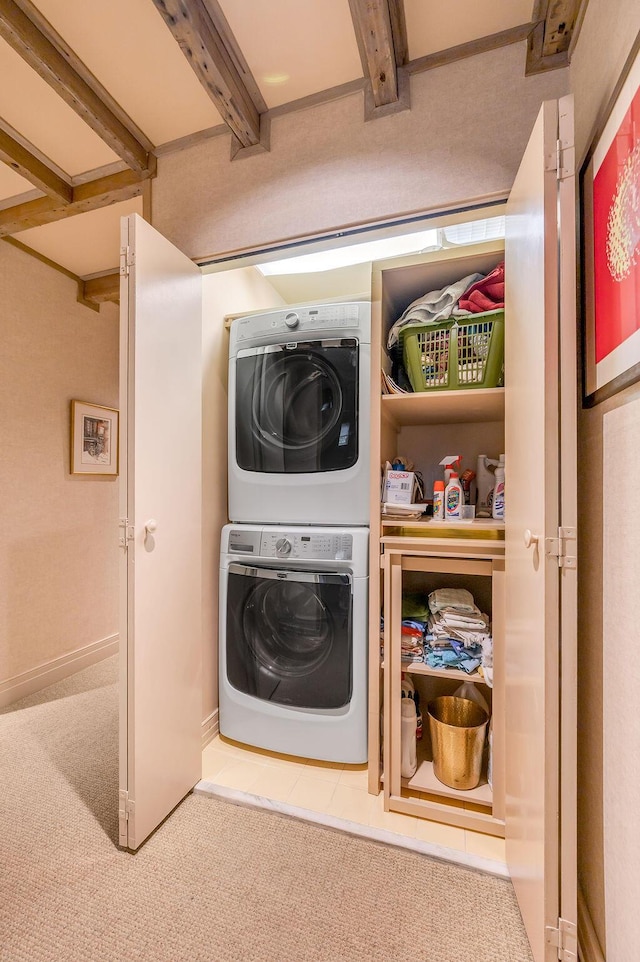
[445,471,463,520]
[476,455,499,517]
[400,699,418,778]
[492,455,505,520]
[433,480,445,520]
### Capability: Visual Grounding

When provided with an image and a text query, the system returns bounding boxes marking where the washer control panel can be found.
[260,531,353,561]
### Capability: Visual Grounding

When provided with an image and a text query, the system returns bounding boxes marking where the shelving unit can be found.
[368,239,507,836]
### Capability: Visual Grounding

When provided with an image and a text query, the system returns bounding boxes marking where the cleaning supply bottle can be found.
[445,471,463,520]
[492,455,505,520]
[400,699,418,778]
[476,455,499,517]
[433,480,445,520]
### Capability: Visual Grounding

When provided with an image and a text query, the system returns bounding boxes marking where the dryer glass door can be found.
[235,339,358,473]
[226,564,353,709]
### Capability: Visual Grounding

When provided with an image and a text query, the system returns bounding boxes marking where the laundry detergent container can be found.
[427,696,489,791]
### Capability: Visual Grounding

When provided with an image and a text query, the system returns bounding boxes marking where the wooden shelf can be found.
[401,661,489,684]
[381,518,505,533]
[406,759,493,805]
[380,535,505,560]
[381,387,504,427]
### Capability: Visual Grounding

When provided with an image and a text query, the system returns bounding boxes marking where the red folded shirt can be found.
[459,262,504,313]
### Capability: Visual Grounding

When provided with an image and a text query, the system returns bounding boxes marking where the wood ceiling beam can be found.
[82,271,120,306]
[348,0,402,109]
[526,0,586,74]
[0,161,156,236]
[0,0,152,173]
[387,0,408,67]
[151,0,263,149]
[0,124,71,203]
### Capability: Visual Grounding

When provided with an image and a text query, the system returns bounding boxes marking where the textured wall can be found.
[571,0,640,955]
[0,243,119,688]
[152,42,568,262]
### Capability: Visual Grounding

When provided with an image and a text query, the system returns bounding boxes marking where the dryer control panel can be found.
[260,530,353,561]
[232,303,364,346]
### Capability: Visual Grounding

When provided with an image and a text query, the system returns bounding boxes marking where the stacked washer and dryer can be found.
[219,302,371,763]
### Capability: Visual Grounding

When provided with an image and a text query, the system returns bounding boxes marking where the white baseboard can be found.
[579,884,606,962]
[202,708,219,749]
[0,634,119,709]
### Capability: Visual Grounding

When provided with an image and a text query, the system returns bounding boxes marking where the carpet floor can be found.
[0,657,533,962]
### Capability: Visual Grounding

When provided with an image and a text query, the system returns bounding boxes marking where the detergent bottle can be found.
[476,455,500,517]
[492,455,505,520]
[445,471,463,520]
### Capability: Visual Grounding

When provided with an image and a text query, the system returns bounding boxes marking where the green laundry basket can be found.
[400,309,504,392]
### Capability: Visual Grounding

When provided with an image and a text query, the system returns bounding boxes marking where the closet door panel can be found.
[119,214,203,851]
[504,96,577,962]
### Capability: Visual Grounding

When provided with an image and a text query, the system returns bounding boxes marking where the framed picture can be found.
[581,33,640,406]
[70,400,119,477]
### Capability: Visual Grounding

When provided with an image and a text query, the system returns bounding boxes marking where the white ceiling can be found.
[0,0,542,280]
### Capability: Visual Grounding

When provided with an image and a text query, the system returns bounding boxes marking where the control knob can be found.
[276,537,292,556]
[284,312,299,329]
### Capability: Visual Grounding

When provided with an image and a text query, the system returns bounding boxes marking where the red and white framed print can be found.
[582,33,640,406]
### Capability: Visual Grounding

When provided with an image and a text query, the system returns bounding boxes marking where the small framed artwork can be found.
[581,33,640,406]
[70,400,119,477]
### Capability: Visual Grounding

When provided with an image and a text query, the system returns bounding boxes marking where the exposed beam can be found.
[0,124,71,203]
[387,0,408,67]
[0,162,156,236]
[151,0,262,148]
[406,22,534,75]
[82,271,120,306]
[349,0,400,108]
[526,0,586,75]
[0,0,152,172]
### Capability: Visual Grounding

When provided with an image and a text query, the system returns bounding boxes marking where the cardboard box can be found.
[384,470,416,504]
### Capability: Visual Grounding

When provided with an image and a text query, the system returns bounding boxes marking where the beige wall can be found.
[0,242,119,702]
[201,267,284,721]
[152,42,568,263]
[571,0,640,955]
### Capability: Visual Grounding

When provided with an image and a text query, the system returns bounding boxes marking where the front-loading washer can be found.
[228,302,370,525]
[219,523,368,763]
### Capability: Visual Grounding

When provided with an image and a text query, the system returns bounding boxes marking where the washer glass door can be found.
[235,339,358,473]
[226,564,353,709]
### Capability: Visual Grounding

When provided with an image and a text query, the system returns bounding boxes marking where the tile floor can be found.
[201,734,506,866]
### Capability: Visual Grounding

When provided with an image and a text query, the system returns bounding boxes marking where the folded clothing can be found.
[458,262,504,314]
[402,593,431,621]
[425,641,483,675]
[428,588,477,614]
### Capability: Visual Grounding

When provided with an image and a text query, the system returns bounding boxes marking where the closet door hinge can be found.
[119,518,134,549]
[118,790,135,845]
[119,245,135,277]
[545,527,577,569]
[546,917,577,961]
[555,137,575,182]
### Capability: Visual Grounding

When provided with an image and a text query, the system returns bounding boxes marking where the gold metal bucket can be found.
[427,696,489,791]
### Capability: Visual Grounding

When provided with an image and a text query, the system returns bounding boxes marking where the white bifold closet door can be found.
[118,214,203,851]
[504,96,578,962]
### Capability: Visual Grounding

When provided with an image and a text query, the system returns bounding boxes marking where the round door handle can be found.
[524,529,539,549]
[145,519,158,534]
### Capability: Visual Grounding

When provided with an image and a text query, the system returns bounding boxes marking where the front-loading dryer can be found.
[219,524,368,763]
[228,302,370,525]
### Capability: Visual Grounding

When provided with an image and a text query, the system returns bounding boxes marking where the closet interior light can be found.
[256,229,440,275]
[442,216,506,246]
